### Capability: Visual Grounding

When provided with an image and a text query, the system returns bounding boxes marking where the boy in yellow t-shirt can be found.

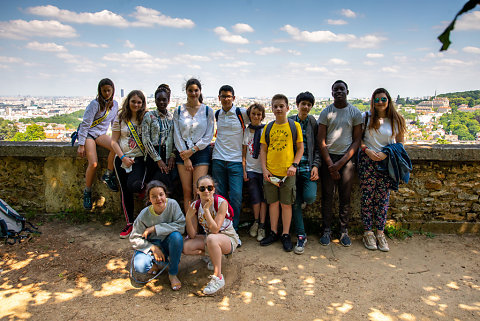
[259,94,304,252]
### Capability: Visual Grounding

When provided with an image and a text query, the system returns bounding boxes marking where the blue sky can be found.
[0,0,479,98]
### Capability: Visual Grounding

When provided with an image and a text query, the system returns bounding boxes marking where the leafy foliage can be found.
[19,110,84,129]
[0,118,18,140]
[439,110,480,140]
[11,124,46,141]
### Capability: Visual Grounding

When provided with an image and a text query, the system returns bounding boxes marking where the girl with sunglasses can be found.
[358,88,406,252]
[183,175,240,295]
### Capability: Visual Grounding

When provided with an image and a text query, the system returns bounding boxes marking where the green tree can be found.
[0,118,18,140]
[11,132,27,141]
[25,124,46,140]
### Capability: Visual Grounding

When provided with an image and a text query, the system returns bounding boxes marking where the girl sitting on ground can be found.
[129,180,185,290]
[183,175,240,295]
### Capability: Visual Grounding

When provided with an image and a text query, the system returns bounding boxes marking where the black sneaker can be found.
[260,230,278,246]
[83,190,92,210]
[281,234,293,252]
[340,232,352,247]
[320,230,331,246]
[101,173,118,192]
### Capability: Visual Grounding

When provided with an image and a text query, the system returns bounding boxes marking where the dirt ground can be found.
[1,221,479,321]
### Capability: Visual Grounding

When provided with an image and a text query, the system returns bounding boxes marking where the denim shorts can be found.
[175,146,211,167]
[247,171,265,205]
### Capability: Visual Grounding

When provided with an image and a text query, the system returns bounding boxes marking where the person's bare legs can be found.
[206,234,232,277]
[280,204,292,235]
[95,134,115,171]
[269,201,280,233]
[84,138,99,188]
[178,164,193,212]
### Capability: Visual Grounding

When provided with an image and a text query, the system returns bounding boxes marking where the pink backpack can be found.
[194,194,234,222]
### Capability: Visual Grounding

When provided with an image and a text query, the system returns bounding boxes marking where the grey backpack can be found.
[0,198,39,244]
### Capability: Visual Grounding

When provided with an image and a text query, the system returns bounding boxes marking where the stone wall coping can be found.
[2,142,480,161]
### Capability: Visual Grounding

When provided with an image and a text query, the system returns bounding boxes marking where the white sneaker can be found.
[376,233,390,252]
[363,231,377,250]
[257,227,266,242]
[202,256,214,271]
[203,274,225,295]
[249,222,259,237]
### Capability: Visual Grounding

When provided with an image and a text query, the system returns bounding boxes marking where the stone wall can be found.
[0,142,479,233]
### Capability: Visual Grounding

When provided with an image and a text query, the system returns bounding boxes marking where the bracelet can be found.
[362,146,368,152]
[120,154,126,160]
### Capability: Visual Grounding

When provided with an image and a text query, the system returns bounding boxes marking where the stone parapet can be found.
[1,142,479,234]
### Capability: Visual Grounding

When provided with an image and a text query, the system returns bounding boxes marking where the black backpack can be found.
[0,198,39,244]
[264,118,298,153]
[215,107,246,131]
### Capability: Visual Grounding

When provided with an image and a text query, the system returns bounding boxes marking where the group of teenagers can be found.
[76,77,409,294]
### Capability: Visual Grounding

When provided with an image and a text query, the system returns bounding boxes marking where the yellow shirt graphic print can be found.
[260,121,303,177]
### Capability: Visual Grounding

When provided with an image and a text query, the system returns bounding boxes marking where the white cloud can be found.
[219,61,253,68]
[341,9,357,18]
[211,52,234,60]
[366,53,384,58]
[305,66,328,73]
[349,35,386,48]
[288,49,301,56]
[329,58,348,65]
[103,50,170,71]
[214,26,249,44]
[175,54,211,63]
[66,41,108,48]
[124,40,135,48]
[456,11,480,30]
[178,42,184,46]
[463,46,480,54]
[255,46,281,55]
[439,58,466,65]
[26,41,67,52]
[131,6,195,28]
[0,20,77,39]
[27,5,128,27]
[363,61,376,66]
[382,67,398,73]
[232,23,254,33]
[0,56,23,63]
[237,48,251,54]
[104,50,153,62]
[188,64,202,69]
[394,55,408,63]
[281,24,355,43]
[425,52,444,59]
[326,19,347,25]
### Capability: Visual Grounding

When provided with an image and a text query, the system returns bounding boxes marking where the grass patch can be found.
[385,224,436,240]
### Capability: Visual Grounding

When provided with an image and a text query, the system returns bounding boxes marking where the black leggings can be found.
[114,156,146,224]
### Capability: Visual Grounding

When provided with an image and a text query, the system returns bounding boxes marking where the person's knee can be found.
[169,231,184,248]
[88,161,98,169]
[133,254,151,273]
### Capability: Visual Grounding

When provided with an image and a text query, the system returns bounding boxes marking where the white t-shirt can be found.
[363,112,396,153]
[242,128,263,174]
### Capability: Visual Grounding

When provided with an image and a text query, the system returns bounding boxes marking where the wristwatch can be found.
[191,147,196,154]
[292,162,298,168]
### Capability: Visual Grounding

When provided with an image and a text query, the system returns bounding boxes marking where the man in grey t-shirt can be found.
[317,80,363,247]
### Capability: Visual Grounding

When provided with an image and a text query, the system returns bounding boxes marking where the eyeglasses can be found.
[219,95,233,99]
[198,185,214,192]
[374,97,388,103]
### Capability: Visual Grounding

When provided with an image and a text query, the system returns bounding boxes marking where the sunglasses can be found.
[374,97,388,103]
[198,185,214,192]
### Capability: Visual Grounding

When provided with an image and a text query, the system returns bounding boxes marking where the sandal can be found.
[169,275,182,291]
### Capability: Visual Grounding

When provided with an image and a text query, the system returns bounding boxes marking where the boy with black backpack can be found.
[287,92,321,254]
[212,85,249,236]
[259,94,304,252]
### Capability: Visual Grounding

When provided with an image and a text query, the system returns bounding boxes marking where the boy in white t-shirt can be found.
[242,103,267,242]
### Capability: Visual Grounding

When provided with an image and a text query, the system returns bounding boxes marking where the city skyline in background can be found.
[0,0,479,99]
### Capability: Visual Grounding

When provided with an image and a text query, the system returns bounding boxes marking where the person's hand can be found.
[263,169,272,182]
[202,197,213,213]
[122,156,135,167]
[287,165,297,177]
[310,167,319,181]
[243,171,249,182]
[77,145,86,158]
[330,170,340,180]
[167,156,175,170]
[157,160,168,173]
[186,201,197,219]
[184,158,194,172]
[142,226,155,239]
[365,149,386,161]
[180,149,194,160]
[328,162,341,173]
[151,245,165,262]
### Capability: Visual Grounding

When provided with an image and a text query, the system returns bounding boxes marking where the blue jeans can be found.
[133,231,183,276]
[212,159,243,230]
[292,170,318,236]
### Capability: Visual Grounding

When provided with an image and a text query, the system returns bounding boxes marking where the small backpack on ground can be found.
[0,198,39,244]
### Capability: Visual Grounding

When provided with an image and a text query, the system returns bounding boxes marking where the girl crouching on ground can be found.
[129,180,185,290]
[183,175,239,295]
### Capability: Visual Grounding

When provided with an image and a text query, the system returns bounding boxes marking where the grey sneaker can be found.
[376,233,390,252]
[257,227,266,242]
[363,231,377,250]
[202,256,214,271]
[294,235,307,255]
[203,274,225,295]
[340,232,351,247]
[249,222,259,238]
[319,231,331,246]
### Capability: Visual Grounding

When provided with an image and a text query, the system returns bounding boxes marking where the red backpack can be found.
[194,194,234,222]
